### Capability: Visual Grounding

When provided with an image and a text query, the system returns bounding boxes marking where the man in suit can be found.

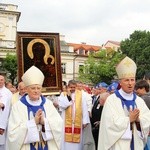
[90,82,109,150]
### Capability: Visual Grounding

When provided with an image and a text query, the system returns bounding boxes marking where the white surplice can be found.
[0,86,12,148]
[7,96,63,150]
[98,89,150,150]
[58,91,90,150]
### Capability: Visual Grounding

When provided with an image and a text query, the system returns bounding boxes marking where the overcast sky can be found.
[2,0,150,45]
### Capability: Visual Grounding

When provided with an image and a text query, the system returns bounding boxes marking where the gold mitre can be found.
[22,66,44,86]
[116,56,137,79]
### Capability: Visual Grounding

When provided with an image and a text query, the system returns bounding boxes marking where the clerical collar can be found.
[26,95,42,106]
[118,88,133,101]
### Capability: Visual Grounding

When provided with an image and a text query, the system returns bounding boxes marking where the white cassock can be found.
[98,89,150,150]
[7,96,63,150]
[82,90,92,113]
[0,86,12,149]
[58,91,90,150]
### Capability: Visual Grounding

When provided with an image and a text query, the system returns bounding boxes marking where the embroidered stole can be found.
[65,90,82,143]
[21,94,48,150]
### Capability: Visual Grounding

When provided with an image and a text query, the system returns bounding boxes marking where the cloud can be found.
[2,0,150,45]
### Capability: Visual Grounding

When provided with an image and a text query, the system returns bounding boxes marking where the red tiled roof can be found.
[68,43,101,51]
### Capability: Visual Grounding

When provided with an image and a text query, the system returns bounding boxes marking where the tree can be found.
[2,53,17,84]
[120,30,150,79]
[78,50,124,85]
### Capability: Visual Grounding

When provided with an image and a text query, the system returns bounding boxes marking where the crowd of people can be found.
[0,56,150,150]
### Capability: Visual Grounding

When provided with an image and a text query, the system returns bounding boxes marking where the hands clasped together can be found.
[34,109,45,125]
[129,108,140,123]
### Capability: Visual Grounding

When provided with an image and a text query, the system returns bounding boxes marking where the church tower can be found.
[0,3,20,73]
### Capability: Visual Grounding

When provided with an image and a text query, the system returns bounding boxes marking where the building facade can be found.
[104,40,120,51]
[60,37,101,83]
[0,3,20,74]
[0,3,120,85]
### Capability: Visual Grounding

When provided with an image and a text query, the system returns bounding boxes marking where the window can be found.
[85,51,89,55]
[0,23,5,32]
[61,63,66,74]
[79,65,84,73]
[89,50,94,54]
[79,49,84,55]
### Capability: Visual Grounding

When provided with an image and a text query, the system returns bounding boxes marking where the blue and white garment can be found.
[21,94,48,150]
[115,89,137,150]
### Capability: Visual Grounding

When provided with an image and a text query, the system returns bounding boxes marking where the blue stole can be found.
[115,90,137,150]
[21,94,48,150]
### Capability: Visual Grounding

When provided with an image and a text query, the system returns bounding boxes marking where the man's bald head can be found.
[18,81,26,96]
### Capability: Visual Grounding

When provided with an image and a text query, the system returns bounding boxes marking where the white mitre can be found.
[22,66,44,86]
[116,56,137,79]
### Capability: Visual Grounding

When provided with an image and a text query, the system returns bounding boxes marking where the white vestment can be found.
[11,92,21,106]
[98,90,150,150]
[82,90,92,113]
[58,91,90,150]
[0,86,12,148]
[7,96,63,150]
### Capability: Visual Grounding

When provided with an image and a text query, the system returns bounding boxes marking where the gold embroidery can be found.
[65,90,82,143]
[32,131,47,149]
[123,59,132,67]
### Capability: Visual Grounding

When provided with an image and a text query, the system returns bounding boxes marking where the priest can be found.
[0,75,12,150]
[98,56,150,150]
[58,80,90,150]
[7,66,63,150]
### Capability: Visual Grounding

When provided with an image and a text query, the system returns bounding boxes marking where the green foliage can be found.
[120,30,150,79]
[2,53,17,84]
[78,50,124,85]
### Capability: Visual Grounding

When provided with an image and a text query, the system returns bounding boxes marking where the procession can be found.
[1,1,150,150]
[0,56,150,150]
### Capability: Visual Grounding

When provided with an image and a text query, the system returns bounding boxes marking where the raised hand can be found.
[0,102,4,110]
[39,111,45,125]
[67,88,71,96]
[0,128,4,135]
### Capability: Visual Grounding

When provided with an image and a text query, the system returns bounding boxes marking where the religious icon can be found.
[27,38,55,65]
[17,32,62,95]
